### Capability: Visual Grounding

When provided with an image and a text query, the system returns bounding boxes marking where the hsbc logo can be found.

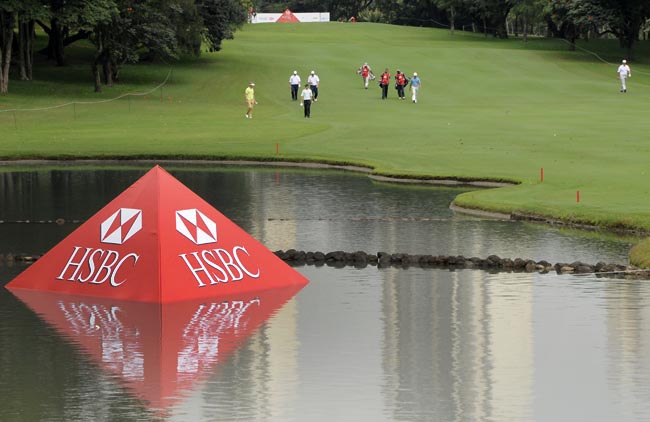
[176,208,260,287]
[56,208,142,287]
[100,208,143,245]
[176,209,217,245]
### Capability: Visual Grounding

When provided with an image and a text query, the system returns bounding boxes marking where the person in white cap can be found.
[410,72,421,103]
[308,70,320,101]
[245,82,256,118]
[357,62,374,89]
[289,70,301,101]
[617,59,631,93]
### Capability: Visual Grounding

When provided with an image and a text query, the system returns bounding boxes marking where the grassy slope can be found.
[2,23,650,232]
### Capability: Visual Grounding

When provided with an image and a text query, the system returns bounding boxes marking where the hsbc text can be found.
[179,246,260,287]
[56,246,140,287]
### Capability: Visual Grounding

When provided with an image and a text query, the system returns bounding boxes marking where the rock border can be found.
[273,250,650,279]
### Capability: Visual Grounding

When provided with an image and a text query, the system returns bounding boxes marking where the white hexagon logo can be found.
[100,208,143,245]
[175,209,217,245]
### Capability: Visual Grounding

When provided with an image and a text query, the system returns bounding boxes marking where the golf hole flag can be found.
[6,166,309,303]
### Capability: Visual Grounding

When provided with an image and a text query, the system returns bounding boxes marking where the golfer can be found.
[300,83,313,118]
[617,59,631,93]
[289,70,301,101]
[410,72,421,103]
[308,70,320,101]
[245,82,256,119]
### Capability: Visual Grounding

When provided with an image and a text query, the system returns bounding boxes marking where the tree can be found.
[0,5,15,94]
[543,0,650,57]
[596,0,650,58]
[17,0,48,81]
[35,0,123,68]
[482,0,517,38]
[434,0,469,33]
[1,0,44,93]
[197,0,247,52]
[90,0,179,91]
[510,0,545,41]
[170,0,203,56]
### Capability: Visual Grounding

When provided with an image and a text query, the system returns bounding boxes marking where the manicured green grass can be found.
[2,22,650,234]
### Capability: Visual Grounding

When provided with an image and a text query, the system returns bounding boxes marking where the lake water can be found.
[1,164,649,421]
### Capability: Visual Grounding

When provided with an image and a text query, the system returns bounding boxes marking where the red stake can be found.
[276,143,279,155]
[576,190,580,203]
[540,167,544,183]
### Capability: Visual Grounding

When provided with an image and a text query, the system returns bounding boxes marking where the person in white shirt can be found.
[289,70,301,100]
[300,84,313,118]
[307,70,320,101]
[617,59,631,93]
[410,72,421,103]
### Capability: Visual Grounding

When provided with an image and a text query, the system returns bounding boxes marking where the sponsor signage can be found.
[252,10,330,23]
[276,8,300,22]
[11,285,303,410]
[6,166,309,303]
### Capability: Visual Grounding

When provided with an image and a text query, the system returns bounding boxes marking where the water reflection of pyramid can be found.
[11,285,304,411]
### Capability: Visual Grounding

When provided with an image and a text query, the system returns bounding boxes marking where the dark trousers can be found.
[291,84,299,100]
[310,85,318,100]
[397,85,405,98]
[381,83,388,99]
[303,100,311,117]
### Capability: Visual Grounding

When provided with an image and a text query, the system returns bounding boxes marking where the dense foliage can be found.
[257,0,650,50]
[0,0,247,93]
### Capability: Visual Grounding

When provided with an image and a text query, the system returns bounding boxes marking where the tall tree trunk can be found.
[18,20,26,80]
[0,11,15,94]
[523,13,528,44]
[50,19,65,66]
[449,6,455,35]
[103,60,113,87]
[18,20,34,81]
[92,29,104,93]
[26,21,33,80]
[92,62,102,92]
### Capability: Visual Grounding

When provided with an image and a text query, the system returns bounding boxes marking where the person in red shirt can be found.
[395,70,408,100]
[358,63,374,89]
[380,69,390,99]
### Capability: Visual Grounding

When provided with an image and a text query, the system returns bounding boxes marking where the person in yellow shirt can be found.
[245,82,256,118]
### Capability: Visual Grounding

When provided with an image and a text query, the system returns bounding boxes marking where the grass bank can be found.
[2,23,650,243]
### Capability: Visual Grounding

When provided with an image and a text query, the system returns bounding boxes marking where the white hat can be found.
[413,72,417,76]
[249,82,255,86]
[622,59,627,64]
[310,70,315,74]
[293,70,297,74]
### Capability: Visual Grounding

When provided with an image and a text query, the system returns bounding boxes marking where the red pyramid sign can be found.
[276,8,300,22]
[10,285,303,411]
[6,166,309,303]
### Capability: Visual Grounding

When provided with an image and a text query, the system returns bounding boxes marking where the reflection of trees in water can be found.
[382,270,537,421]
[0,168,254,222]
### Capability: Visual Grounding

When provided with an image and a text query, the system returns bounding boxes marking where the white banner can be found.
[251,12,330,24]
